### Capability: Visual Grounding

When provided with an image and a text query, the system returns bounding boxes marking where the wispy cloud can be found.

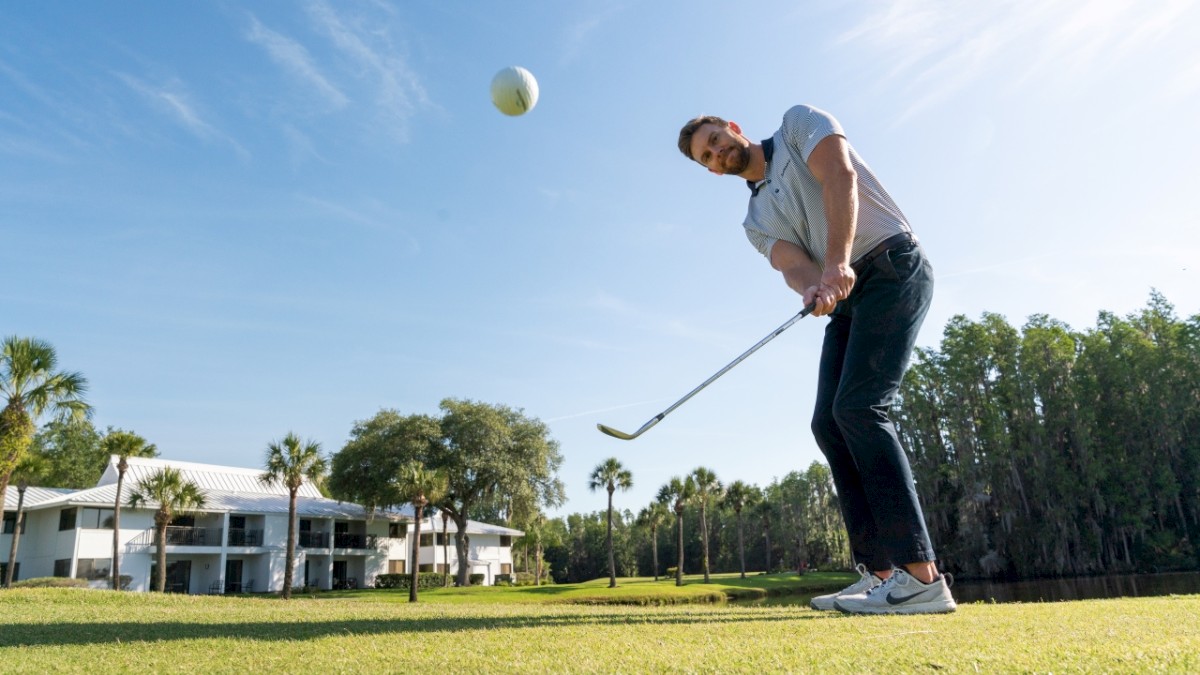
[244,14,349,110]
[116,73,249,159]
[559,6,623,67]
[293,193,420,253]
[839,0,1199,122]
[303,0,430,143]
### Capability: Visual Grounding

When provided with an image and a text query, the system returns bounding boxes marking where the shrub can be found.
[373,573,447,590]
[11,577,88,589]
[494,574,513,586]
[469,573,485,586]
[666,567,678,579]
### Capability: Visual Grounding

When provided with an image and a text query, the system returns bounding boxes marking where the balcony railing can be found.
[130,526,224,547]
[334,533,379,550]
[299,531,329,548]
[227,528,264,547]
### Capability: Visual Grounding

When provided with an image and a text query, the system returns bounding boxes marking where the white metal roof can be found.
[3,486,76,510]
[12,456,413,522]
[419,516,524,537]
[98,455,324,498]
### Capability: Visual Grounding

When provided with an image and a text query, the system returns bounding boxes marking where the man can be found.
[677,105,955,615]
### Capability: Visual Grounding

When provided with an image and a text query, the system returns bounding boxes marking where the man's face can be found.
[689,122,750,175]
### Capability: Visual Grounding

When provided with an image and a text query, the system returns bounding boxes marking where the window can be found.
[388,523,405,538]
[435,532,449,546]
[419,533,433,547]
[501,563,512,574]
[76,558,112,580]
[80,508,115,529]
[58,508,77,531]
[0,562,18,581]
[437,563,448,573]
[230,515,246,529]
[388,560,405,574]
[299,519,312,532]
[170,515,194,527]
[418,563,434,573]
[3,512,25,535]
[53,559,71,577]
[499,535,512,547]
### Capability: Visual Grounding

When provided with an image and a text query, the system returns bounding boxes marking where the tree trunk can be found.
[736,509,745,579]
[442,515,450,587]
[155,512,168,593]
[282,491,297,599]
[111,464,125,590]
[763,520,772,574]
[453,515,470,586]
[410,504,423,602]
[675,508,684,587]
[4,485,26,587]
[606,487,616,588]
[700,504,710,583]
[651,525,659,582]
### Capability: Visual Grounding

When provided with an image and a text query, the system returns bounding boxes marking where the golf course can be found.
[3,572,1198,673]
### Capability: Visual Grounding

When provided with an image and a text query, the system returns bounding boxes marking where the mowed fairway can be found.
[2,574,1198,673]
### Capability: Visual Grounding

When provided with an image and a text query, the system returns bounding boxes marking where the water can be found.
[951,571,1200,604]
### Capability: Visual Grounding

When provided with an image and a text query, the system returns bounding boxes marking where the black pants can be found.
[811,241,935,571]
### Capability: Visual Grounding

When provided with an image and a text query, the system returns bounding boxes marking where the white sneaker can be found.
[834,568,957,615]
[809,564,883,611]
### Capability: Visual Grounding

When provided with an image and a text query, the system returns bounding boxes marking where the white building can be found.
[388,516,524,586]
[1,456,522,593]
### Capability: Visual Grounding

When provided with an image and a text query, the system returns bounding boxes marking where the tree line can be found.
[895,291,1200,579]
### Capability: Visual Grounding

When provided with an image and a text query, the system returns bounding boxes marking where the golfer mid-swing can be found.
[678,104,955,614]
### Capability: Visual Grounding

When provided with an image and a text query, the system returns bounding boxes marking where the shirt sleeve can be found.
[782,105,845,164]
[744,225,778,260]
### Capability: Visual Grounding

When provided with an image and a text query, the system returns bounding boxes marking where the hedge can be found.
[374,573,447,590]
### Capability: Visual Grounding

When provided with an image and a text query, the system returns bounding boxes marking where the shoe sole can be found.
[833,600,957,615]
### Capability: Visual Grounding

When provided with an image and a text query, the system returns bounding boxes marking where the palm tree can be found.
[260,433,326,599]
[690,467,723,583]
[397,462,448,602]
[128,467,205,592]
[755,500,777,573]
[587,457,633,588]
[657,476,695,587]
[440,509,451,587]
[722,480,760,579]
[1,336,90,522]
[102,430,157,591]
[635,501,671,581]
[3,477,29,587]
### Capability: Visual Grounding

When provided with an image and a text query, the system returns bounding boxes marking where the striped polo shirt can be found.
[743,105,911,269]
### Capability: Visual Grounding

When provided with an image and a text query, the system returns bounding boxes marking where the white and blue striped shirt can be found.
[744,105,911,269]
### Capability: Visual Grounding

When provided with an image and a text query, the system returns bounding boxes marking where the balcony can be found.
[227,528,264,547]
[334,533,379,550]
[130,526,224,547]
[299,531,329,548]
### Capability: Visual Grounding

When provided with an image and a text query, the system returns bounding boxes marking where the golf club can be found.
[597,304,816,440]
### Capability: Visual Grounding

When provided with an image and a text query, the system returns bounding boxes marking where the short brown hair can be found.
[677,115,729,161]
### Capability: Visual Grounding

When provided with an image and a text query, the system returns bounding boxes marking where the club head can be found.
[596,423,637,440]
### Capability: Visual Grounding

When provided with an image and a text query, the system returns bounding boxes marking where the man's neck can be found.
[739,143,766,182]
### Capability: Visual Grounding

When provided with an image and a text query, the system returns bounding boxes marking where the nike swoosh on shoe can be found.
[885,591,928,605]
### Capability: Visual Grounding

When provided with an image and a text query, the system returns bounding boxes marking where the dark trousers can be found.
[810,241,935,571]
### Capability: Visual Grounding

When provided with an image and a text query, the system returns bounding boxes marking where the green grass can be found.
[2,575,1198,673]
[325,571,854,605]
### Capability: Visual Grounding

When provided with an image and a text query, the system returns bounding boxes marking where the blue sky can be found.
[4,0,1198,519]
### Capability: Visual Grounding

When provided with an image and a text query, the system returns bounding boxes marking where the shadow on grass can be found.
[1,607,832,648]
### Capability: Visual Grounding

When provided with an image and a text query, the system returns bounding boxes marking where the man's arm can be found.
[806,134,858,313]
[769,239,833,313]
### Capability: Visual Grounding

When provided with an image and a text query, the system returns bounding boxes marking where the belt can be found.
[851,231,917,276]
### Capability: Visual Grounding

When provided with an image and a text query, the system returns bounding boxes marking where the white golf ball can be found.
[490,66,539,116]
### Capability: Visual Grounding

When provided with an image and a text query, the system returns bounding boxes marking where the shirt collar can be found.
[746,137,774,195]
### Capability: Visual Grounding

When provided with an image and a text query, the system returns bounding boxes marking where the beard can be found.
[722,145,750,175]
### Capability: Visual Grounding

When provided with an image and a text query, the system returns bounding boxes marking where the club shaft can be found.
[600,305,815,439]
[652,305,813,422]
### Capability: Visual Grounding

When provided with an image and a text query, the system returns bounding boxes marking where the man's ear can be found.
[728,121,742,135]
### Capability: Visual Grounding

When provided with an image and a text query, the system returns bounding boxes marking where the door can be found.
[225,559,243,593]
[151,561,192,593]
[333,560,348,588]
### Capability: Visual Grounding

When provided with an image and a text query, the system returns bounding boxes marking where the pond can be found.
[952,570,1200,604]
